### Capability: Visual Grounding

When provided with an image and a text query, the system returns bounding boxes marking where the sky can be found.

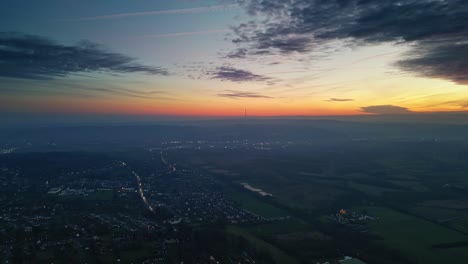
[0,0,467,117]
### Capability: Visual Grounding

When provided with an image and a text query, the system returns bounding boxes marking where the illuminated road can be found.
[160,150,176,172]
[120,161,154,213]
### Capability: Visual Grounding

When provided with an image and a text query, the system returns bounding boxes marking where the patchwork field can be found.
[226,190,287,218]
[166,142,468,263]
[363,206,468,264]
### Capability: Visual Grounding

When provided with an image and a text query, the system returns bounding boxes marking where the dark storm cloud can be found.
[209,66,271,82]
[218,90,273,98]
[326,98,354,102]
[0,32,168,80]
[361,105,412,114]
[232,0,468,84]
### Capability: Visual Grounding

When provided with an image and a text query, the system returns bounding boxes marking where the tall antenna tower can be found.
[244,108,247,119]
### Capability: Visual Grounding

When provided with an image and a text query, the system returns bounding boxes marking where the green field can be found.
[226,226,299,264]
[247,218,310,237]
[362,206,468,264]
[450,217,468,233]
[227,191,287,218]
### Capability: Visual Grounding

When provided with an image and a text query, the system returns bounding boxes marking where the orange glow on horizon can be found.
[0,95,364,116]
[2,91,467,117]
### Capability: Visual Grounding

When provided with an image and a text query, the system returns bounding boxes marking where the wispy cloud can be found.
[77,86,172,100]
[0,32,167,80]
[142,29,229,38]
[351,51,403,65]
[218,90,273,99]
[209,66,272,82]
[326,98,354,102]
[0,77,178,101]
[67,4,239,21]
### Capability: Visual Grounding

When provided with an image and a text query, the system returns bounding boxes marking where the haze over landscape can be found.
[2,1,468,264]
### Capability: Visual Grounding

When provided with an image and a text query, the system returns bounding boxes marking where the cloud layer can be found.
[69,4,239,21]
[0,32,167,80]
[209,66,271,82]
[232,0,468,84]
[398,40,468,84]
[361,105,412,114]
[327,98,354,102]
[218,90,273,99]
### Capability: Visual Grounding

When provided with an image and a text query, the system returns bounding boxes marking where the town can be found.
[0,141,294,263]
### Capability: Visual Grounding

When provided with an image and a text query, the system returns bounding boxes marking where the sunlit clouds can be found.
[1,0,468,117]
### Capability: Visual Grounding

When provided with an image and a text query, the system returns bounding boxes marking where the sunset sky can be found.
[1,0,467,117]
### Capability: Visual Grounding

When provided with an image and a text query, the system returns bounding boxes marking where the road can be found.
[120,161,154,213]
[160,150,176,172]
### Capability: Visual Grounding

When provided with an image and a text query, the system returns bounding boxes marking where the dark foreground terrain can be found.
[2,119,468,263]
